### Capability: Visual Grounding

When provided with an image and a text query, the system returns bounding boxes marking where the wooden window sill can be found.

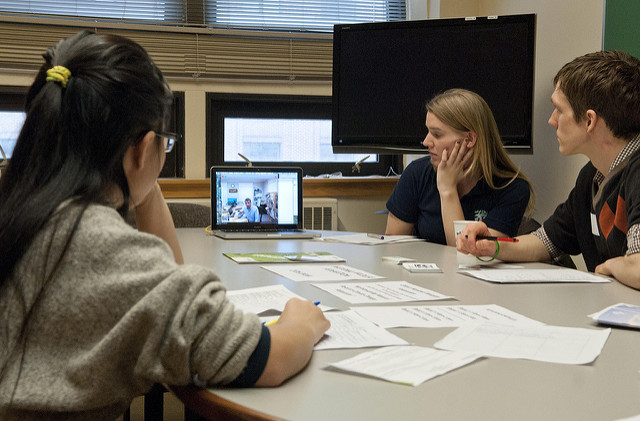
[158,177,399,199]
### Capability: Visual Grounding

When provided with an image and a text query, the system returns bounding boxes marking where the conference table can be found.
[172,228,640,421]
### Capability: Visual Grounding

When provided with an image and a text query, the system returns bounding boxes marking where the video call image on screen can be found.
[215,171,299,225]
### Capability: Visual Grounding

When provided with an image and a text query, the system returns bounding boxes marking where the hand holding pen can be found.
[456,221,516,260]
[264,300,321,326]
[468,235,519,243]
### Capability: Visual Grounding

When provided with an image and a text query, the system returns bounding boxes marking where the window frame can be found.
[205,93,401,177]
[159,91,186,178]
[0,86,185,177]
[0,86,28,163]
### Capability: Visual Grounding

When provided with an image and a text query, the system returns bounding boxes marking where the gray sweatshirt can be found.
[0,203,263,420]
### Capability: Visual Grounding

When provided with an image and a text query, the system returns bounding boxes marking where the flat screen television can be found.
[332,14,536,154]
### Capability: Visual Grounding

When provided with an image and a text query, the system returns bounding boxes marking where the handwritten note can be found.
[315,310,408,350]
[227,284,330,314]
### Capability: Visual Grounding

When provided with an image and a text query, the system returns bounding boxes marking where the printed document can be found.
[327,345,480,386]
[353,304,544,328]
[435,322,610,365]
[311,281,453,304]
[315,233,423,245]
[461,268,611,283]
[314,310,408,350]
[227,284,331,314]
[261,264,383,282]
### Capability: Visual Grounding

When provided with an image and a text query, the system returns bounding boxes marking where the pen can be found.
[367,233,385,240]
[466,235,519,243]
[264,301,321,326]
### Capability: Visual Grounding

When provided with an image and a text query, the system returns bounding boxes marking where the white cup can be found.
[453,220,492,268]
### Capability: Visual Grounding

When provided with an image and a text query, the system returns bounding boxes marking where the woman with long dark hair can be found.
[0,31,329,420]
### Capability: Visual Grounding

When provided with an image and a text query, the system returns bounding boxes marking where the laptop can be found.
[210,166,321,239]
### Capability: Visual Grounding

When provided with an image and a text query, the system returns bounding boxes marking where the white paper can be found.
[315,232,423,245]
[461,268,611,283]
[435,322,611,365]
[261,264,384,282]
[353,304,544,328]
[311,281,453,304]
[614,415,640,421]
[327,345,480,386]
[402,262,443,273]
[456,262,524,270]
[314,310,409,350]
[226,285,330,314]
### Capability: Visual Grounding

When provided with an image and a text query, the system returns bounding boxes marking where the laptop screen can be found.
[210,166,303,231]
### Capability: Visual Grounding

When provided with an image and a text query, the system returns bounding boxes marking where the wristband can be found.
[476,239,500,262]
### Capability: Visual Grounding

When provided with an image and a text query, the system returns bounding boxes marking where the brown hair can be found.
[554,50,640,140]
[426,88,534,214]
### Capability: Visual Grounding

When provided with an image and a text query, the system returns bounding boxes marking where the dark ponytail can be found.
[0,31,173,406]
[0,30,173,284]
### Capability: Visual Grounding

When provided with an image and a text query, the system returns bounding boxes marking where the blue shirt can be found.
[241,204,260,222]
[386,156,530,244]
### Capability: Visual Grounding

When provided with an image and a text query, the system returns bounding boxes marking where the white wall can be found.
[0,1,606,235]
[448,0,602,222]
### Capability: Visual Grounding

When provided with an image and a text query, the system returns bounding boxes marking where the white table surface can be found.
[176,228,640,421]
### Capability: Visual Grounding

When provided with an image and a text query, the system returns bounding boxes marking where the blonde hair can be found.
[426,88,534,213]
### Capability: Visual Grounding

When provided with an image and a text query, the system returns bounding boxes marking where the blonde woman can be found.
[386,88,534,245]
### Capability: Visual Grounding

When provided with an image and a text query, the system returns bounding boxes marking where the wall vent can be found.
[303,198,338,231]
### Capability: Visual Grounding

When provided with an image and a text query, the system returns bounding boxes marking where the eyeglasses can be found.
[155,131,179,153]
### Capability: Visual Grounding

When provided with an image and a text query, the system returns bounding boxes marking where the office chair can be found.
[123,384,166,421]
[125,202,211,229]
[167,202,211,228]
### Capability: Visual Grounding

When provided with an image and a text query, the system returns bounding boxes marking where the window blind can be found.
[0,0,405,80]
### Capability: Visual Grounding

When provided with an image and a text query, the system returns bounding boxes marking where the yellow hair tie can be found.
[46,66,72,88]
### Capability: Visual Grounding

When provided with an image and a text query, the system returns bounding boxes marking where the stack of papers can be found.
[590,303,640,329]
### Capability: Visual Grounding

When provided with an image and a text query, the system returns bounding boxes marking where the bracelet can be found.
[476,239,500,262]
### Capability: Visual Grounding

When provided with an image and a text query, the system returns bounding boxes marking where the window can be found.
[0,1,185,24]
[0,1,404,81]
[0,86,27,163]
[208,0,406,32]
[0,1,405,31]
[0,111,24,160]
[159,92,185,178]
[0,86,185,177]
[206,93,400,177]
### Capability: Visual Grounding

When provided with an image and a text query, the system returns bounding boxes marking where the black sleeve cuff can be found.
[228,324,271,387]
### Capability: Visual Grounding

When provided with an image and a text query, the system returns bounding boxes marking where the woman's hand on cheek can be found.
[436,140,473,195]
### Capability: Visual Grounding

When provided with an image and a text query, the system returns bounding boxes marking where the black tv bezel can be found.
[331,14,536,155]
